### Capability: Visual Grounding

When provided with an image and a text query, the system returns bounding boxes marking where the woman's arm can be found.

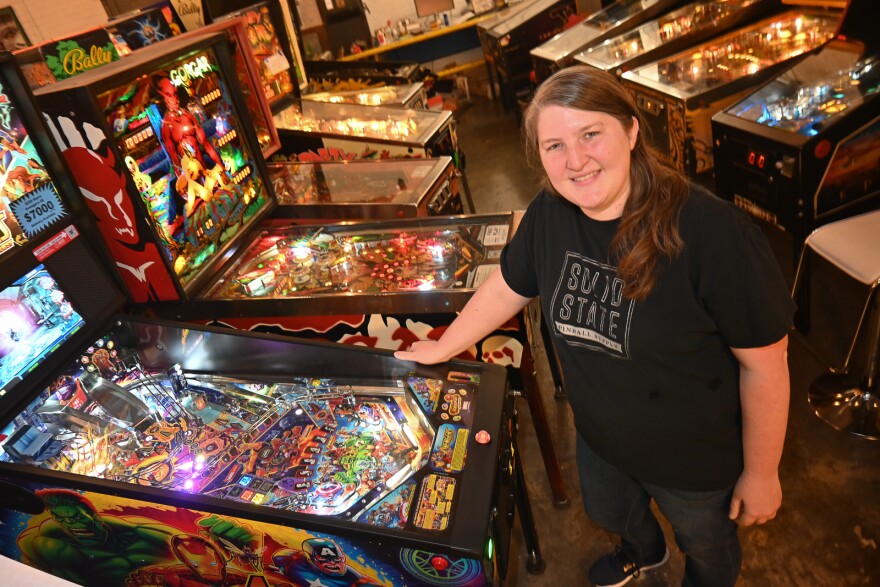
[394,268,533,365]
[728,335,790,526]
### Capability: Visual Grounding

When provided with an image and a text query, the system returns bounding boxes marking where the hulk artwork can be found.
[16,489,176,585]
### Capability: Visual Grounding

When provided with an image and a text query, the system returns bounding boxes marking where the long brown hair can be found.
[522,66,689,301]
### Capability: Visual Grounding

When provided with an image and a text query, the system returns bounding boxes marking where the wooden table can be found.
[338,13,498,80]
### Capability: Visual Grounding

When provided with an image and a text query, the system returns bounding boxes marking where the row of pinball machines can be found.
[10,0,470,215]
[710,0,880,265]
[525,0,842,181]
[0,30,538,587]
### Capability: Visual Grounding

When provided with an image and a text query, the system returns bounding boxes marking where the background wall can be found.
[293,0,321,29]
[2,0,108,44]
[362,0,469,34]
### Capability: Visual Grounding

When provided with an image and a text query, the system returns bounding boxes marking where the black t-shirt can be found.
[501,185,795,490]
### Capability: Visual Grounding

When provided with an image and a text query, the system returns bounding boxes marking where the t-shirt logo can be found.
[549,252,634,359]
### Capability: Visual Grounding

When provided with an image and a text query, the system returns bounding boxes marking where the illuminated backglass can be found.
[0,83,69,258]
[0,265,84,398]
[96,47,271,287]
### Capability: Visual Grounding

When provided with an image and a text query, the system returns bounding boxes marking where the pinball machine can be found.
[13,27,122,90]
[270,100,467,178]
[476,0,577,112]
[304,59,424,93]
[711,0,878,264]
[620,4,841,182]
[104,1,186,56]
[303,82,428,109]
[268,157,464,219]
[0,51,83,280]
[202,0,308,103]
[27,31,566,511]
[0,241,521,587]
[0,46,527,587]
[475,0,551,99]
[270,58,467,197]
[176,15,281,158]
[530,0,689,84]
[572,0,781,78]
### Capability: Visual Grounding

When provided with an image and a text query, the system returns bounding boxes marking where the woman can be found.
[395,66,794,587]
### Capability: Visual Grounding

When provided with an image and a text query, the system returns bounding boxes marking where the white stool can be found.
[792,209,880,439]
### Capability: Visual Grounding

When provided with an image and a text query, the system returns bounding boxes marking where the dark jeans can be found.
[576,435,742,587]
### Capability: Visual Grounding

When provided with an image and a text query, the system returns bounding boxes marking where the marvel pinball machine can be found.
[529,0,689,85]
[572,0,782,78]
[0,229,522,587]
[620,2,841,184]
[711,0,877,268]
[204,0,308,113]
[476,0,577,113]
[24,28,563,548]
[303,82,428,109]
[0,44,524,587]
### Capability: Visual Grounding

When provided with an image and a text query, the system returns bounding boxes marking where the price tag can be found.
[482,224,509,246]
[33,225,79,262]
[9,186,67,238]
[264,52,290,76]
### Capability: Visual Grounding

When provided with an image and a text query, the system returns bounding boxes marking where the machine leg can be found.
[483,59,497,102]
[514,434,546,575]
[793,231,812,333]
[457,171,477,214]
[519,345,569,507]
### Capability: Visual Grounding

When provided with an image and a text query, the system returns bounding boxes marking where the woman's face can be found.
[536,105,638,221]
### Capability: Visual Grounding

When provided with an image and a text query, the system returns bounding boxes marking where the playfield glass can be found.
[530,0,647,61]
[205,218,510,300]
[725,47,880,136]
[491,0,566,35]
[0,84,69,257]
[96,46,271,287]
[0,265,84,398]
[577,0,760,70]
[274,101,443,144]
[269,159,445,206]
[303,84,423,107]
[0,325,476,531]
[628,11,839,97]
[239,2,295,105]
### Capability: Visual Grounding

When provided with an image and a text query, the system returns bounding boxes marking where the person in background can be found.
[395,66,794,587]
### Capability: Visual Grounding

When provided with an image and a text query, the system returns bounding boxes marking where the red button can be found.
[475,430,491,444]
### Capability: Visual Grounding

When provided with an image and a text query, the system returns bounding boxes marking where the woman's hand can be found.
[393,269,532,366]
[729,469,782,526]
[394,340,451,365]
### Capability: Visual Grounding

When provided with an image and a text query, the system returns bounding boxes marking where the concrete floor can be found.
[454,96,880,586]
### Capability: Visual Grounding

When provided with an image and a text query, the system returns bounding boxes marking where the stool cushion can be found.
[806,209,880,285]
